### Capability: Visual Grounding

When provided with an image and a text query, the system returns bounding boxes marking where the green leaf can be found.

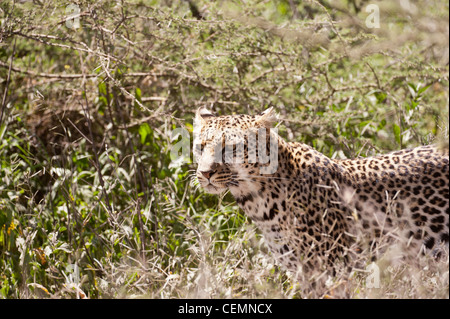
[157,169,166,179]
[407,82,417,93]
[134,227,141,245]
[108,154,117,163]
[378,119,387,130]
[374,91,387,104]
[331,103,345,112]
[135,87,142,102]
[98,96,108,107]
[409,100,419,110]
[277,2,290,16]
[417,84,431,95]
[138,123,152,144]
[407,82,419,99]
[393,124,401,145]
[98,82,107,95]
[0,123,7,141]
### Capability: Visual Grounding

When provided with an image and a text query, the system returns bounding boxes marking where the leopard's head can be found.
[193,107,279,196]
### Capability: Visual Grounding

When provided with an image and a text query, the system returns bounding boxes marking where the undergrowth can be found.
[0,0,448,298]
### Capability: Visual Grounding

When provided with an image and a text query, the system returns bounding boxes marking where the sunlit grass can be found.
[0,0,448,299]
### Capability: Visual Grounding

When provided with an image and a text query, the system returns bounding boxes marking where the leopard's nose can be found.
[200,170,216,179]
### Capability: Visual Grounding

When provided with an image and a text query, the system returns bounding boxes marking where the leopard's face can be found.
[193,126,235,194]
[193,107,277,195]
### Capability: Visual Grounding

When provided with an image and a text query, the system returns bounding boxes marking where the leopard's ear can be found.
[195,107,215,126]
[256,107,277,128]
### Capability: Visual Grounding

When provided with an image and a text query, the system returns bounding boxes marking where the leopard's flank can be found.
[193,107,449,273]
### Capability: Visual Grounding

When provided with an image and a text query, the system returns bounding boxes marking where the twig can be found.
[309,0,348,55]
[0,60,167,79]
[0,60,100,78]
[12,31,124,63]
[66,118,93,145]
[116,115,161,129]
[0,38,16,127]
[366,62,383,90]
[288,0,299,20]
[55,12,91,26]
[78,53,114,218]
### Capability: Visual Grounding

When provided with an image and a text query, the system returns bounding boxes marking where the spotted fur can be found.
[194,107,449,272]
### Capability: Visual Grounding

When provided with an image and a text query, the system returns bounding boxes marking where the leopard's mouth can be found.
[196,176,228,194]
[202,182,227,194]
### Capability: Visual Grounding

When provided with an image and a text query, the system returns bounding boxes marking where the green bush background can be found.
[0,0,448,298]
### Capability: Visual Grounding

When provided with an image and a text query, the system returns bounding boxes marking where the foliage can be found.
[0,0,448,298]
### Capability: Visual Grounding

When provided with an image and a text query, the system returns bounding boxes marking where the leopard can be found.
[193,107,449,274]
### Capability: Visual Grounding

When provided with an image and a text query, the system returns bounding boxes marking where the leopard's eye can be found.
[222,143,244,164]
[194,142,205,155]
[222,144,232,163]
